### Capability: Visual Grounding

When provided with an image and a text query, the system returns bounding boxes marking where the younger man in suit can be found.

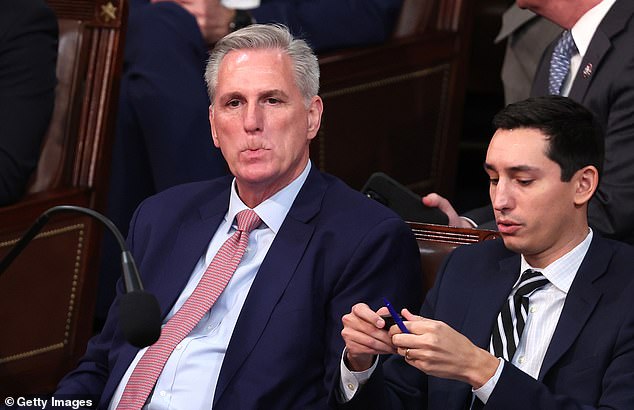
[56,24,421,409]
[334,96,634,409]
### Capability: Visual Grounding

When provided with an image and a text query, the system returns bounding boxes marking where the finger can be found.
[421,193,440,207]
[342,328,396,355]
[351,303,385,328]
[398,346,415,361]
[376,306,389,316]
[401,308,422,321]
[422,193,468,227]
[341,309,393,345]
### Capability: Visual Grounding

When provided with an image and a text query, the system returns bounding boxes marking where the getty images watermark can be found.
[3,395,97,409]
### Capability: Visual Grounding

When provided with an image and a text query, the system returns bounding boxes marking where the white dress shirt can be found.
[340,229,594,404]
[109,161,311,410]
[561,0,616,96]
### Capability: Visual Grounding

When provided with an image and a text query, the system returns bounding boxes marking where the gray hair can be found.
[205,24,319,106]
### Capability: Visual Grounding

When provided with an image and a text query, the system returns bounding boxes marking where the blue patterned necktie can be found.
[548,30,577,95]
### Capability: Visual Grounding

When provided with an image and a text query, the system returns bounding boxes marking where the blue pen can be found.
[382,297,410,334]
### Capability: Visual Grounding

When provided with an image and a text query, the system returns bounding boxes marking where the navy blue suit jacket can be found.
[336,235,634,409]
[59,167,422,409]
[532,0,634,243]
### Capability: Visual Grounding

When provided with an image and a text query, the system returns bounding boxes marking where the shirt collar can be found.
[571,0,616,57]
[520,228,593,294]
[224,160,312,234]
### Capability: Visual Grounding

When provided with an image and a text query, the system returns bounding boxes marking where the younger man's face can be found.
[485,127,584,267]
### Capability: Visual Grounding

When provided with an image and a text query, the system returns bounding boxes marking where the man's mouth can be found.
[496,219,522,234]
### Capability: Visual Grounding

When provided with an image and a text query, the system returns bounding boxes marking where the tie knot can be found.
[515,269,549,299]
[556,30,576,58]
[235,209,261,234]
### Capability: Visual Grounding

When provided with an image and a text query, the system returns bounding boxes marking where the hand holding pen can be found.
[382,297,410,333]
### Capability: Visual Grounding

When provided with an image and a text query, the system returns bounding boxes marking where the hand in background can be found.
[151,0,235,44]
[422,193,472,228]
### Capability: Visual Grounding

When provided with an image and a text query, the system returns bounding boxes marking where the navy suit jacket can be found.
[532,0,634,243]
[337,234,634,409]
[59,167,422,409]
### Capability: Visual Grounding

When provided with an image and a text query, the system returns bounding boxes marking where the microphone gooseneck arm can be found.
[0,205,160,347]
[0,205,143,293]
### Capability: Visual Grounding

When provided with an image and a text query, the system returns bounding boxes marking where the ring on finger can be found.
[405,348,411,360]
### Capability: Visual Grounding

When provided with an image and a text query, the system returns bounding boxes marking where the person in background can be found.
[334,96,634,410]
[58,24,421,409]
[495,3,561,104]
[0,0,57,206]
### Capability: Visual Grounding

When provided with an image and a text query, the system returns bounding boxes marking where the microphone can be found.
[0,205,161,348]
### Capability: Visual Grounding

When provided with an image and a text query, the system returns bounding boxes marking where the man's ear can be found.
[573,165,599,206]
[209,105,220,148]
[306,96,323,141]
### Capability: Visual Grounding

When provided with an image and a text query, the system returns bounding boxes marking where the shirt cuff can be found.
[338,348,379,402]
[460,216,478,228]
[473,358,505,404]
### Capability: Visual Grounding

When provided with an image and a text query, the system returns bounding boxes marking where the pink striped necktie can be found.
[117,209,261,409]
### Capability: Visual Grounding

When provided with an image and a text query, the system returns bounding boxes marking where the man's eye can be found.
[517,179,533,186]
[489,178,499,186]
[265,97,280,104]
[227,100,241,107]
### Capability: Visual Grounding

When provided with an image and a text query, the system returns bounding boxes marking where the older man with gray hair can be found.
[56,24,421,409]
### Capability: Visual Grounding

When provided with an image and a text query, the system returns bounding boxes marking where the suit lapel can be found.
[568,31,609,102]
[461,253,520,349]
[441,249,520,409]
[495,6,539,42]
[530,40,554,97]
[152,187,230,319]
[569,0,632,102]
[213,168,326,404]
[539,236,610,379]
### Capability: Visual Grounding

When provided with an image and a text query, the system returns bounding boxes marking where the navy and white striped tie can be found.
[471,270,549,409]
[490,269,549,361]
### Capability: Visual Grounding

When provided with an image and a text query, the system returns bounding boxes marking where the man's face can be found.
[209,48,322,203]
[485,128,583,266]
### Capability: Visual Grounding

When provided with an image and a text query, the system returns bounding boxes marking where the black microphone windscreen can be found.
[119,291,162,348]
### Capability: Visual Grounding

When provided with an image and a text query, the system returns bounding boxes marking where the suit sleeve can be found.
[252,0,403,52]
[115,1,228,192]
[0,0,57,206]
[327,216,424,409]
[331,239,460,410]
[586,55,634,243]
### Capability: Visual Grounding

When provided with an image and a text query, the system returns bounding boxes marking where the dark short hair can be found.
[492,95,604,181]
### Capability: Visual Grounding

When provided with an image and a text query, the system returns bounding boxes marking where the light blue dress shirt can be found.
[109,161,311,410]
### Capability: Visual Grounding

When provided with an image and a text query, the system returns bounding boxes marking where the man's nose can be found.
[492,180,513,211]
[243,103,262,132]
